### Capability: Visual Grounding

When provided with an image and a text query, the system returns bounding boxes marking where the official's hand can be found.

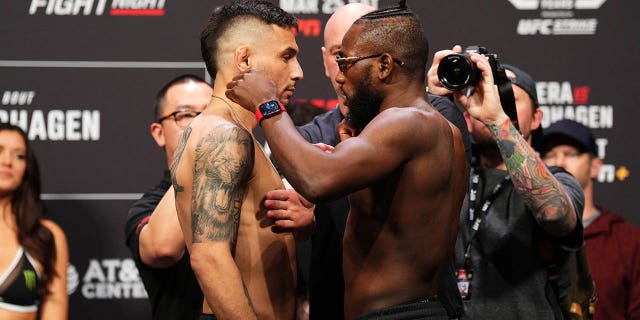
[426,45,462,96]
[265,188,316,242]
[226,69,278,113]
[454,53,509,126]
[312,142,334,153]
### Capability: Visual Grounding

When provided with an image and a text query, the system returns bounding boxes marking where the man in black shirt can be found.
[428,51,584,319]
[124,74,212,320]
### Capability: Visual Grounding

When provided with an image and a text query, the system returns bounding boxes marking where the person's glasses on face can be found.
[335,53,404,73]
[157,110,201,129]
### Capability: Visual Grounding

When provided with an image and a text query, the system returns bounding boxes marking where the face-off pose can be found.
[227,4,467,319]
[170,1,305,319]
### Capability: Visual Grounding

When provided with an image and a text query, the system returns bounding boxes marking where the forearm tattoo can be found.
[191,126,254,253]
[488,119,573,224]
[171,126,191,193]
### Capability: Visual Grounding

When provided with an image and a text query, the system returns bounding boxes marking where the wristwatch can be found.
[255,100,286,124]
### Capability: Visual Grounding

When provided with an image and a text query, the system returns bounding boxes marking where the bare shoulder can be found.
[371,106,450,139]
[187,115,251,146]
[186,115,254,179]
[41,219,66,239]
[171,115,254,191]
[172,114,251,163]
[190,117,252,152]
[40,219,69,250]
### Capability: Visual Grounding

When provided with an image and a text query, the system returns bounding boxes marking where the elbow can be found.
[536,203,577,237]
[297,185,323,203]
[144,243,184,268]
[189,248,208,275]
[294,177,338,203]
[154,245,184,265]
[188,246,226,276]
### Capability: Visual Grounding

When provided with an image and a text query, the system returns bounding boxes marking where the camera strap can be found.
[494,67,519,131]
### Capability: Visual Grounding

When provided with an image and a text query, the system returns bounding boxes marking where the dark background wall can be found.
[1,0,636,318]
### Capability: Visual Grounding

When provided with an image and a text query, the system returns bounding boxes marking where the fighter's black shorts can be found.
[356,297,450,320]
[199,313,217,320]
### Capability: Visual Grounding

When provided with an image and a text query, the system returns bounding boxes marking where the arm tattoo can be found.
[170,126,191,193]
[487,119,573,226]
[190,125,254,254]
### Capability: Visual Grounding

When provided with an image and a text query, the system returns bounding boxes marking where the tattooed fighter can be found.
[170,1,304,319]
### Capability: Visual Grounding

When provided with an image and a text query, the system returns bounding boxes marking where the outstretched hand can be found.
[312,142,334,153]
[454,53,509,126]
[226,69,278,113]
[265,188,316,242]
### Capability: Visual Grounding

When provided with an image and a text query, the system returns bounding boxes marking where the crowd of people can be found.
[1,0,638,319]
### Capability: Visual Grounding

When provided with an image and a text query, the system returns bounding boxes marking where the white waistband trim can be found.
[0,300,38,313]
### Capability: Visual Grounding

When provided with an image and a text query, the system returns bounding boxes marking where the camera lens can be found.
[437,53,478,91]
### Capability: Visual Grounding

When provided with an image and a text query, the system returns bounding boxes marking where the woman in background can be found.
[0,123,68,320]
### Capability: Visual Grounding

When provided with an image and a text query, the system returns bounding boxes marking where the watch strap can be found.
[255,100,286,124]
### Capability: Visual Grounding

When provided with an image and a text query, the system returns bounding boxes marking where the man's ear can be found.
[150,123,165,148]
[463,112,473,133]
[590,156,603,180]
[377,53,394,81]
[531,107,543,131]
[234,45,251,72]
[321,46,331,78]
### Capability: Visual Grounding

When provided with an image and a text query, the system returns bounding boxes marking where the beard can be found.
[345,70,383,132]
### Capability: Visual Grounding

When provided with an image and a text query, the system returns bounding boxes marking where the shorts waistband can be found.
[199,313,217,320]
[356,296,441,319]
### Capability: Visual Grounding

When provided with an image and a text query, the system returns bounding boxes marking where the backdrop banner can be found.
[1,0,636,319]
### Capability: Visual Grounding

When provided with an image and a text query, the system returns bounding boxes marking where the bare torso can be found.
[342,107,467,319]
[234,136,297,319]
[173,104,296,319]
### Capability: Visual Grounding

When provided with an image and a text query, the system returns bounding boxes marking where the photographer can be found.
[428,48,584,319]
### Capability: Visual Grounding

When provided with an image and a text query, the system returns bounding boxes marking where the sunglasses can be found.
[335,53,404,73]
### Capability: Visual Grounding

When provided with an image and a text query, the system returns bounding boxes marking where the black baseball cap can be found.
[540,119,598,156]
[502,64,539,109]
[501,63,543,150]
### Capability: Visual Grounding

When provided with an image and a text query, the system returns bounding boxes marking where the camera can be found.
[437,45,520,130]
[437,45,499,91]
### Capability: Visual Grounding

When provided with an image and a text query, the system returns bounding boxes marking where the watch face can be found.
[259,100,282,116]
